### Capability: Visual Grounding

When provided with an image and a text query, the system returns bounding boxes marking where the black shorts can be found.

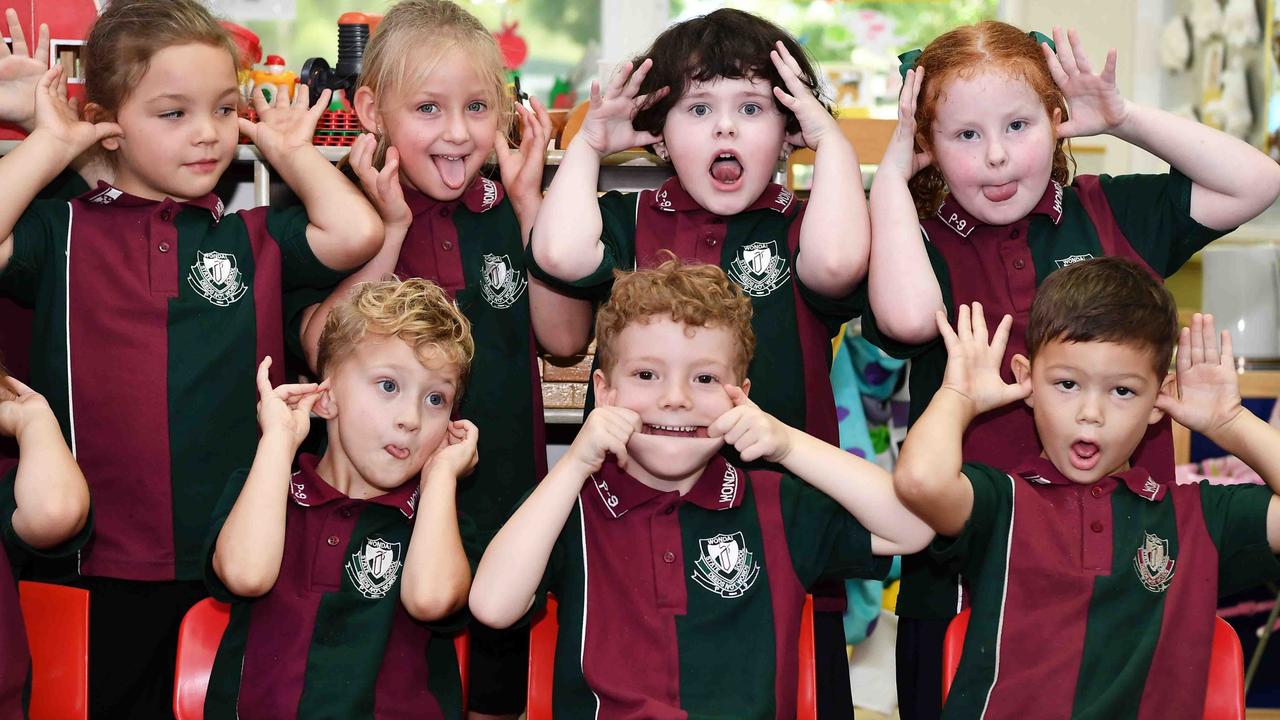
[467,619,531,714]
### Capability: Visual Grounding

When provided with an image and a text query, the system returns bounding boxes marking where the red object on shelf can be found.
[494,21,528,70]
[238,108,364,147]
[0,0,98,141]
[220,21,262,69]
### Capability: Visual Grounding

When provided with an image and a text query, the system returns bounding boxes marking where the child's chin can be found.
[629,433,722,469]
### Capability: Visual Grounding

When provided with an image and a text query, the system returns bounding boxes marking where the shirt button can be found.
[326,535,340,546]
[438,207,450,217]
[157,242,170,253]
[663,551,676,563]
[1090,521,1104,534]
[1090,486,1103,498]
[664,505,675,515]
[341,508,353,518]
[442,240,454,250]
[705,236,717,247]
[1013,258,1026,270]
[1010,228,1020,239]
[160,209,172,221]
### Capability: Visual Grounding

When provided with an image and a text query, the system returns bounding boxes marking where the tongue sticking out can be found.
[385,444,410,460]
[434,155,467,189]
[711,157,744,184]
[1070,441,1100,471]
[983,181,1017,202]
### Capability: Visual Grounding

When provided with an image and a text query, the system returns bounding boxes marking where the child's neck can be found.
[316,439,388,500]
[619,456,705,496]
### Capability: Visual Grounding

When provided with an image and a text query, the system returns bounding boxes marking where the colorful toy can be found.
[300,12,380,109]
[251,54,298,100]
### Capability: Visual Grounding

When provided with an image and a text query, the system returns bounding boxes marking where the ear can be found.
[312,384,337,420]
[652,139,669,162]
[1150,372,1176,425]
[783,132,803,152]
[353,86,381,134]
[592,368,614,406]
[1011,354,1034,408]
[739,377,751,396]
[83,102,121,151]
[1051,106,1063,134]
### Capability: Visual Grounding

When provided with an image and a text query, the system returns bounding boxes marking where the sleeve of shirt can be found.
[1198,482,1280,597]
[782,474,890,586]
[524,191,637,301]
[930,463,1008,574]
[202,468,252,603]
[855,232,951,360]
[0,200,68,305]
[1097,169,1229,277]
[0,466,92,570]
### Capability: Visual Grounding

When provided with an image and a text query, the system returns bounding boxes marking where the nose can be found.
[714,113,736,138]
[1075,392,1104,426]
[441,109,470,144]
[985,137,1007,167]
[395,399,421,433]
[658,379,693,411]
[193,113,218,145]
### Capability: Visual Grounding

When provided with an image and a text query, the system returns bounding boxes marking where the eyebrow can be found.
[145,88,240,104]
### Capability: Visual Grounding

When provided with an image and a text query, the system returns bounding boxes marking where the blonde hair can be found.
[317,278,475,395]
[908,21,1074,218]
[83,0,238,118]
[595,256,755,380]
[358,0,513,167]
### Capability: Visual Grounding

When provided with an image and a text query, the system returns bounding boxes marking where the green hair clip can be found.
[897,31,1057,79]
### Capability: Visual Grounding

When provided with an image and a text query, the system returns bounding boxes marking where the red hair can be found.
[908,21,1074,218]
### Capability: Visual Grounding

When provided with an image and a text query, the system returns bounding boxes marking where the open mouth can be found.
[709,152,744,185]
[433,154,469,190]
[982,181,1017,203]
[642,423,710,439]
[385,444,410,460]
[1069,440,1100,471]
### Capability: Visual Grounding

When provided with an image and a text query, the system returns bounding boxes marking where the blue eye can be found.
[160,110,183,120]
[690,104,711,117]
[741,103,762,116]
[1008,120,1027,132]
[426,392,447,407]
[467,101,487,113]
[379,379,398,393]
[417,103,439,114]
[958,129,978,141]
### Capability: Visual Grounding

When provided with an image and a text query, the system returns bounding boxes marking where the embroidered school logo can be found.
[1055,253,1094,268]
[478,177,499,211]
[480,253,527,309]
[346,537,403,599]
[1140,477,1161,502]
[728,241,790,297]
[87,187,122,205]
[1133,532,1176,593]
[692,531,759,598]
[187,251,248,307]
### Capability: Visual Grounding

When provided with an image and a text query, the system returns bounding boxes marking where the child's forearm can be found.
[1113,103,1280,230]
[795,135,869,297]
[529,279,593,356]
[530,137,606,282]
[271,150,383,270]
[10,413,88,549]
[469,455,590,628]
[893,388,975,537]
[212,432,296,597]
[400,470,470,622]
[1205,410,1280,494]
[0,130,79,257]
[301,223,409,371]
[868,172,944,343]
[779,426,933,554]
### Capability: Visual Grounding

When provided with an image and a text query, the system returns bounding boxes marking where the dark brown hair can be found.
[630,8,830,138]
[908,20,1073,218]
[1026,258,1177,378]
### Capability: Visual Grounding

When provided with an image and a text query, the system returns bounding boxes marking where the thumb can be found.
[723,384,752,407]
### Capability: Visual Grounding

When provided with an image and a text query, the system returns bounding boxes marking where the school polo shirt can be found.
[858,171,1230,619]
[0,184,346,582]
[526,177,859,447]
[203,454,474,720]
[0,462,92,718]
[527,453,888,718]
[394,177,546,547]
[937,457,1279,720]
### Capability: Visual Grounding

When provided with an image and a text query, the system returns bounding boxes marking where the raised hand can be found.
[0,8,49,128]
[707,385,791,463]
[496,95,552,211]
[567,406,641,473]
[769,41,838,151]
[0,374,55,439]
[1043,26,1129,139]
[879,67,932,180]
[349,132,412,229]
[254,357,326,447]
[240,83,331,160]
[33,65,120,155]
[576,59,666,157]
[936,303,1028,415]
[1156,313,1244,435]
[424,419,480,480]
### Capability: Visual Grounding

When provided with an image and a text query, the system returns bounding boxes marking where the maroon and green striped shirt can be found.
[202,454,473,719]
[0,184,345,581]
[524,452,887,718]
[939,457,1279,719]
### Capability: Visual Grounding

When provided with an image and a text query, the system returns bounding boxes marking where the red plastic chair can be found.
[527,594,818,720]
[941,608,1245,719]
[18,580,90,720]
[173,598,470,719]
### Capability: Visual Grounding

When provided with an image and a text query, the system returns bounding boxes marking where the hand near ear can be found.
[936,303,1029,417]
[1155,313,1244,436]
[424,420,479,482]
[254,356,327,448]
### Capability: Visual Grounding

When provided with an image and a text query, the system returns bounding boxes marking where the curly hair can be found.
[83,0,238,117]
[1027,258,1177,378]
[907,20,1074,218]
[595,255,755,381]
[356,0,513,168]
[317,278,475,394]
[629,8,831,140]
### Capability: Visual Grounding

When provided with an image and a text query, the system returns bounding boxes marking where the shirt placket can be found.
[311,502,359,591]
[651,497,687,613]
[430,207,466,295]
[996,220,1036,312]
[1081,482,1114,572]
[149,203,180,297]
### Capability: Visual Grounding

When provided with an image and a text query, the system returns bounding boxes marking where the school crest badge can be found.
[728,241,790,297]
[188,251,247,307]
[692,531,759,598]
[346,537,403,599]
[480,253,527,309]
[1133,532,1176,593]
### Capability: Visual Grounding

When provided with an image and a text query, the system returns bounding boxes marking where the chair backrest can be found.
[527,594,817,720]
[941,609,1245,720]
[173,598,470,719]
[18,580,89,720]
